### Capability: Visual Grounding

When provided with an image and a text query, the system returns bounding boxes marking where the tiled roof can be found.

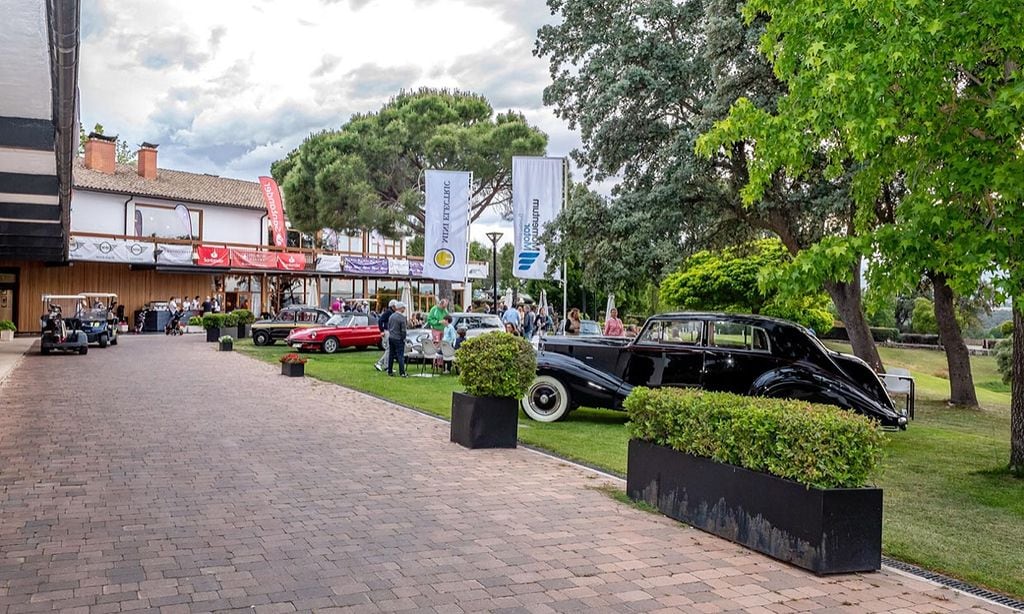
[72,158,265,210]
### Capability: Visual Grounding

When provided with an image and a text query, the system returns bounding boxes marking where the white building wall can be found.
[70,189,265,244]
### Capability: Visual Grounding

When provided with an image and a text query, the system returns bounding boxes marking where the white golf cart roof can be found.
[41,294,86,301]
[80,292,118,298]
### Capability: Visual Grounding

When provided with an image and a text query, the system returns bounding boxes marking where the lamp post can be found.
[485,231,503,315]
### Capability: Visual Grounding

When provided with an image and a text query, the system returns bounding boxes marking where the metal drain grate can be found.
[882,556,1024,612]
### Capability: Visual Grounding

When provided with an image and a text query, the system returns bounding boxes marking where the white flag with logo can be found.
[512,156,563,280]
[422,170,471,282]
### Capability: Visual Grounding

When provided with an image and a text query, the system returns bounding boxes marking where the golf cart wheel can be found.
[522,375,572,422]
[99,334,108,348]
[322,337,340,354]
[253,330,272,346]
[79,346,88,355]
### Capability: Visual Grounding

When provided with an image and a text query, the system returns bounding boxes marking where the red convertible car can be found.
[286,313,382,353]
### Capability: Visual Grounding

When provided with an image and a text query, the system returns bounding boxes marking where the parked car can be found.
[406,312,503,360]
[523,312,908,429]
[286,313,382,353]
[251,306,331,346]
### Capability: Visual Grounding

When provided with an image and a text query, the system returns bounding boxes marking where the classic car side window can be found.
[351,315,368,327]
[279,311,296,322]
[638,320,703,345]
[711,321,770,352]
[316,311,330,324]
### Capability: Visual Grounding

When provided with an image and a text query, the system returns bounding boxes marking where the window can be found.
[638,320,703,345]
[711,321,770,352]
[134,204,200,240]
[278,311,295,322]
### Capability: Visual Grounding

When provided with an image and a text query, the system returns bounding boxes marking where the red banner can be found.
[196,245,230,267]
[230,249,278,269]
[259,176,287,248]
[277,252,307,271]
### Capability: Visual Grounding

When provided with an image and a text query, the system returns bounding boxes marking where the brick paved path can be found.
[0,335,1012,613]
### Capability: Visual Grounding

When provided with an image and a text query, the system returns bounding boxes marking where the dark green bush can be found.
[870,327,899,342]
[625,387,884,489]
[0,320,15,331]
[455,332,536,398]
[187,316,202,326]
[899,333,941,345]
[222,312,240,327]
[996,337,1012,384]
[233,309,255,325]
[201,313,226,330]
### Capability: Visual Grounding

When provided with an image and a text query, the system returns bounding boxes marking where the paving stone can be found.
[0,335,1014,614]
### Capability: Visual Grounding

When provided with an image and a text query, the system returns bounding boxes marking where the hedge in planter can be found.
[202,313,226,342]
[233,309,255,338]
[625,387,885,574]
[450,332,536,449]
[0,319,15,341]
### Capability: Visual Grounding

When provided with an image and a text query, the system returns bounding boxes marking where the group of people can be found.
[329,297,371,314]
[373,298,465,377]
[498,302,554,338]
[167,295,229,315]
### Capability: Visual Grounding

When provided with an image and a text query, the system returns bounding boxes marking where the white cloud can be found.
[78,0,614,199]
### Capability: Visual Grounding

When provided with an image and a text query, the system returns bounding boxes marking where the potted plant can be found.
[450,332,536,449]
[233,309,255,339]
[186,316,203,334]
[202,313,226,342]
[0,320,15,342]
[625,387,885,575]
[280,353,307,377]
[218,335,234,351]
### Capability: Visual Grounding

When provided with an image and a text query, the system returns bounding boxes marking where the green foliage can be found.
[997,338,1012,385]
[222,312,240,327]
[625,387,884,489]
[659,239,833,331]
[992,320,1015,339]
[79,122,136,164]
[218,335,233,343]
[911,298,938,335]
[455,332,536,398]
[272,89,547,237]
[187,316,202,327]
[0,320,15,331]
[232,309,255,325]
[201,313,226,330]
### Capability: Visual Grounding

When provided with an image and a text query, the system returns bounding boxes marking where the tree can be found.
[660,239,834,332]
[536,0,884,370]
[911,298,938,335]
[272,88,547,235]
[698,0,1024,471]
[79,122,136,164]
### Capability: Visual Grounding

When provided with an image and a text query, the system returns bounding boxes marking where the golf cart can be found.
[78,292,119,347]
[40,294,89,355]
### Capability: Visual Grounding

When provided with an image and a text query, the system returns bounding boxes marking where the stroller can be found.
[164,309,186,336]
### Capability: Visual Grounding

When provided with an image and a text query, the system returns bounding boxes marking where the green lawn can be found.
[237,339,1024,599]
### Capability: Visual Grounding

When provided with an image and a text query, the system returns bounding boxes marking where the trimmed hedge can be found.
[625,387,884,489]
[898,333,941,345]
[233,309,255,325]
[455,331,536,398]
[201,313,226,330]
[822,326,899,343]
[223,312,239,327]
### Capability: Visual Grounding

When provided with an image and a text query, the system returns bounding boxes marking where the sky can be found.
[78,0,595,245]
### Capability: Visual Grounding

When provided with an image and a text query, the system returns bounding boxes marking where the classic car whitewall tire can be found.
[522,375,571,422]
[252,330,272,346]
[322,337,339,354]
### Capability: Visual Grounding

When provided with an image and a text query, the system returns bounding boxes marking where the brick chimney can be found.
[83,132,116,173]
[137,142,159,180]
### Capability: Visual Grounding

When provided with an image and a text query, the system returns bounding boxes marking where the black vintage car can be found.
[524,312,908,429]
[251,306,332,346]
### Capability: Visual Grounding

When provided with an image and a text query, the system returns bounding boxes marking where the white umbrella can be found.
[400,282,413,311]
[504,287,514,312]
[605,293,616,326]
[538,289,549,337]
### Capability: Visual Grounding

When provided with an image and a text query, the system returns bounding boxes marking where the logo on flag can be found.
[433,248,455,269]
[516,251,540,271]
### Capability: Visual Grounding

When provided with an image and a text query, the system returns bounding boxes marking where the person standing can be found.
[426,298,449,344]
[502,302,521,334]
[375,299,397,372]
[387,302,408,377]
[330,297,341,313]
[604,307,625,336]
[523,305,537,339]
[201,296,212,315]
[566,307,582,335]
[441,315,457,373]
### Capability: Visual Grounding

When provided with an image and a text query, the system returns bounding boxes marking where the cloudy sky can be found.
[79,0,590,243]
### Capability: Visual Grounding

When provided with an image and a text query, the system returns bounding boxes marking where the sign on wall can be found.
[69,236,154,264]
[156,244,194,265]
[196,245,230,267]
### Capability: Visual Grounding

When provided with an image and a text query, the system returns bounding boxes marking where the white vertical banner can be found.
[422,170,472,282]
[512,156,564,280]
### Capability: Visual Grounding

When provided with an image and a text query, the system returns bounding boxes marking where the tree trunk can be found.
[437,280,453,303]
[1011,300,1024,475]
[823,268,883,372]
[930,273,978,407]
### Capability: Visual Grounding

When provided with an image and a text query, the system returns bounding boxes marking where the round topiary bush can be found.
[456,332,536,398]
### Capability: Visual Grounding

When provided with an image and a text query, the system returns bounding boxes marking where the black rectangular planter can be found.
[237,323,250,339]
[281,362,304,377]
[626,440,881,575]
[205,327,221,342]
[450,392,518,449]
[218,341,233,351]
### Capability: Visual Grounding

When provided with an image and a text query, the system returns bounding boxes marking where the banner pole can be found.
[465,172,473,311]
[562,158,568,325]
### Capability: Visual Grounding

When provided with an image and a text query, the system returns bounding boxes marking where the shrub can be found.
[991,319,1014,338]
[625,387,884,489]
[996,337,1012,384]
[218,335,234,343]
[187,316,202,326]
[0,320,15,332]
[279,353,307,365]
[898,333,941,345]
[201,313,226,330]
[233,309,255,325]
[222,312,239,327]
[870,327,899,343]
[456,331,536,398]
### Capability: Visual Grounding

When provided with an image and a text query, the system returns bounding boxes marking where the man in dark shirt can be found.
[387,302,408,377]
[375,299,397,372]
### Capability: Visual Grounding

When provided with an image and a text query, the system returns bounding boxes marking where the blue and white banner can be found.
[422,170,472,282]
[512,156,564,280]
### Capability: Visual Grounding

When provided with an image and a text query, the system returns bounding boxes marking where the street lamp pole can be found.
[486,231,503,315]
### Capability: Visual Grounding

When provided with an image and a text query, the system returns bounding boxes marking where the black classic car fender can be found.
[749,365,906,428]
[535,350,633,410]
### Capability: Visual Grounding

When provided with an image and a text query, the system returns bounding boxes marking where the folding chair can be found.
[881,367,915,419]
[440,341,456,374]
[420,341,439,375]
